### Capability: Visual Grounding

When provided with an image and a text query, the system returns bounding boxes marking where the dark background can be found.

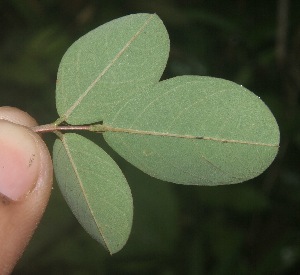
[1,0,300,274]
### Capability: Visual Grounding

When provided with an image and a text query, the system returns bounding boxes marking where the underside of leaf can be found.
[53,133,133,254]
[104,76,279,185]
[56,13,170,124]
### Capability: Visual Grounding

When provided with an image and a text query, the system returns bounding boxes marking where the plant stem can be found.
[31,124,92,133]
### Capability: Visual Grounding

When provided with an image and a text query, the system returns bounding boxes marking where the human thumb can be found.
[0,106,53,274]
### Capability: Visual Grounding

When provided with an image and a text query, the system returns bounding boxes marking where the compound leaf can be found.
[53,133,133,254]
[56,13,169,124]
[104,76,279,185]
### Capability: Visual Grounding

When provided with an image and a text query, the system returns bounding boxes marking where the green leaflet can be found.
[53,133,133,254]
[56,13,169,124]
[103,76,279,185]
[53,13,280,254]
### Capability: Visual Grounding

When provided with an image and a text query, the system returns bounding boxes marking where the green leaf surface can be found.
[56,13,169,124]
[53,133,133,254]
[104,76,279,185]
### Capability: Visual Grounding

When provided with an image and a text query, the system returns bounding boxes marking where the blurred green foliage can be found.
[1,0,299,274]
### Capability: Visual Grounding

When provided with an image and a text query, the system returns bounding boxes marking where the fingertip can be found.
[0,107,53,274]
[0,107,53,202]
[0,106,38,128]
[0,120,41,201]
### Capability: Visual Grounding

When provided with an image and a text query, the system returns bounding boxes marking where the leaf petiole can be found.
[31,123,94,133]
[31,123,279,147]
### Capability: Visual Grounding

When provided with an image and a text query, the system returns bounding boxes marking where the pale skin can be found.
[0,106,53,274]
